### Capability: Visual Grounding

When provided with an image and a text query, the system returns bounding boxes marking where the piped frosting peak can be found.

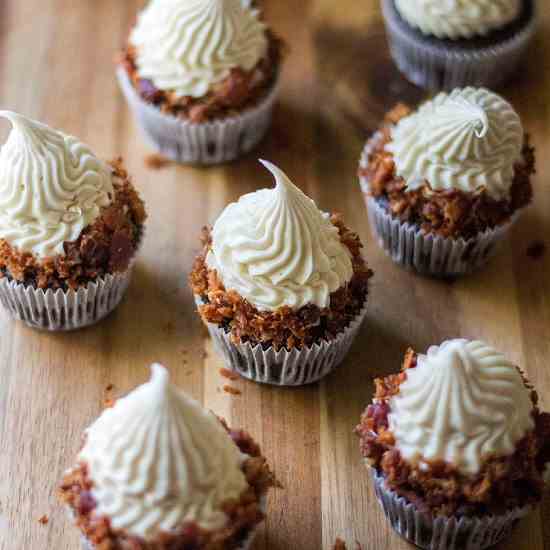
[78,364,248,540]
[129,0,268,98]
[206,160,354,311]
[386,88,523,200]
[0,111,113,258]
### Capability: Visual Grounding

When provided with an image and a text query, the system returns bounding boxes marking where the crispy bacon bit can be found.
[144,153,171,170]
[220,368,240,381]
[223,385,242,396]
[527,240,546,260]
[359,109,535,240]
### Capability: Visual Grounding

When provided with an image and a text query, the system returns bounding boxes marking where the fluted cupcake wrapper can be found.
[0,269,133,331]
[117,67,279,166]
[196,295,368,386]
[371,470,530,550]
[381,0,536,90]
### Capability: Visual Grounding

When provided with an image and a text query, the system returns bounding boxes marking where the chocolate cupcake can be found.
[382,0,536,90]
[0,111,146,330]
[118,0,283,165]
[356,339,550,550]
[359,88,534,277]
[59,364,277,550]
[190,160,372,386]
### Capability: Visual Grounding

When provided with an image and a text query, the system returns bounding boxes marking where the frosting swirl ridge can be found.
[0,111,113,258]
[129,0,268,98]
[394,0,521,39]
[206,160,354,311]
[388,339,534,475]
[79,364,248,540]
[386,88,523,200]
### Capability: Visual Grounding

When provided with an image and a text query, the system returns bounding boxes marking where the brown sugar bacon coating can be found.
[355,350,550,517]
[359,105,535,240]
[189,215,373,351]
[58,421,277,550]
[0,159,147,290]
[121,31,283,124]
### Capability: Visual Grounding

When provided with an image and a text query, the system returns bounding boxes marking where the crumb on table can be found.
[38,515,49,525]
[220,368,240,381]
[144,153,171,170]
[223,385,242,396]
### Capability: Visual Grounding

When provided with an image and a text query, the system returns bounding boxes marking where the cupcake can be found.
[356,339,550,550]
[189,160,372,386]
[359,88,534,277]
[0,111,146,331]
[118,0,283,165]
[58,364,277,550]
[381,0,536,90]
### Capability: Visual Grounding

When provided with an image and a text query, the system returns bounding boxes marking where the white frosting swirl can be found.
[0,111,113,259]
[129,0,268,99]
[386,88,523,200]
[79,364,248,540]
[206,161,354,312]
[394,0,521,39]
[388,339,534,475]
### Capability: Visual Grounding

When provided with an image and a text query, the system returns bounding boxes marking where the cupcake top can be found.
[386,88,523,201]
[394,0,522,40]
[206,160,354,311]
[388,339,534,475]
[0,111,114,259]
[78,364,248,540]
[129,0,268,99]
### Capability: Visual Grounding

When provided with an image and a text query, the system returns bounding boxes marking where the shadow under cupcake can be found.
[189,160,373,386]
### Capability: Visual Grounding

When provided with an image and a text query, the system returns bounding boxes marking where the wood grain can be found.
[1,1,550,549]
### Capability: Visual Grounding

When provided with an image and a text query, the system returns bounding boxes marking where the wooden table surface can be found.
[1,1,550,549]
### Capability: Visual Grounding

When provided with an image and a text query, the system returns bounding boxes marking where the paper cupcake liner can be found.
[372,470,530,550]
[381,0,537,90]
[196,295,368,386]
[0,268,133,331]
[117,67,279,165]
[359,141,520,277]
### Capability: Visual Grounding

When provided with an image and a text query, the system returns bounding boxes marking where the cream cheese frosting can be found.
[394,0,522,40]
[388,339,534,475]
[386,87,523,200]
[206,160,354,312]
[129,0,268,99]
[78,364,248,540]
[0,111,113,259]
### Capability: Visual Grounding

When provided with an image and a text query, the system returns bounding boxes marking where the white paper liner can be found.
[359,139,520,277]
[196,295,368,386]
[117,67,279,165]
[381,0,537,90]
[0,268,133,331]
[371,470,530,550]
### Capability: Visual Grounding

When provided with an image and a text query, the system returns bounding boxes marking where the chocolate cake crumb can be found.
[223,385,242,396]
[144,153,171,170]
[38,515,49,525]
[527,240,546,260]
[359,107,535,240]
[189,216,372,351]
[333,539,362,550]
[105,384,114,392]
